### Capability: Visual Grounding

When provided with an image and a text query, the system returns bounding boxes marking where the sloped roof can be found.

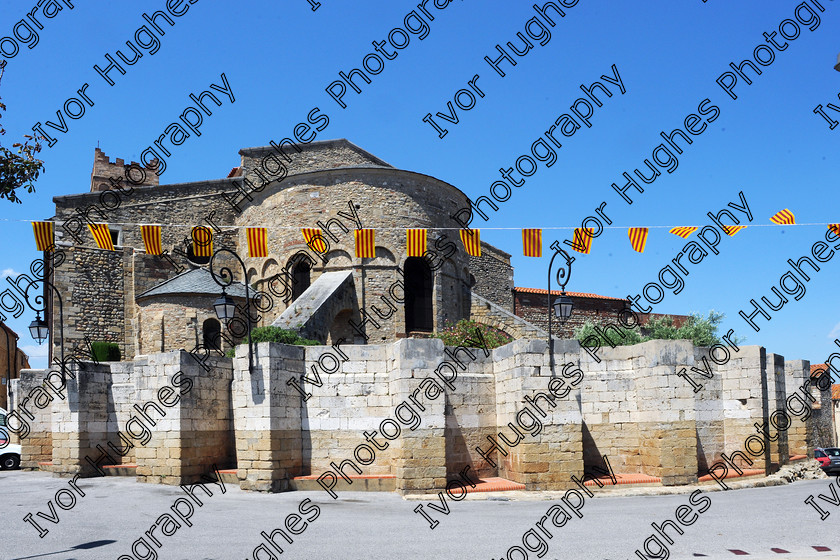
[833,384,840,401]
[811,363,828,376]
[136,267,249,300]
[513,287,626,302]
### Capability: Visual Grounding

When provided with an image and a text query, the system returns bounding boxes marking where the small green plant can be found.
[432,319,512,349]
[575,311,742,348]
[224,326,320,357]
[90,341,121,362]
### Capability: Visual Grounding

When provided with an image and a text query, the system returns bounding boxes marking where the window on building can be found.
[109,228,121,247]
[186,244,211,265]
[292,260,311,302]
[405,257,433,333]
[203,318,222,350]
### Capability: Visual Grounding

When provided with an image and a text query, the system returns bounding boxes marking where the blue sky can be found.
[1,0,839,368]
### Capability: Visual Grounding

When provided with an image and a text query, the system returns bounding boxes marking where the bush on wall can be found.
[90,341,121,362]
[432,319,512,349]
[224,326,320,357]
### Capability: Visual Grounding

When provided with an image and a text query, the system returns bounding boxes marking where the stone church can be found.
[48,139,534,363]
[10,139,832,496]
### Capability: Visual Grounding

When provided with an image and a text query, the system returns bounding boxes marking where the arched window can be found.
[186,244,210,265]
[405,257,433,333]
[203,318,222,350]
[292,260,311,302]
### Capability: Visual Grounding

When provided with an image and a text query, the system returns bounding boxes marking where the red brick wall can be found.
[512,290,690,339]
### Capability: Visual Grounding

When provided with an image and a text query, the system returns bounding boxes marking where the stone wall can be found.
[16,369,52,468]
[468,242,513,312]
[22,333,823,494]
[513,289,627,338]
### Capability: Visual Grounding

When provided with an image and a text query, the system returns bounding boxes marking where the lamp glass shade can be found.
[213,294,237,322]
[29,317,49,344]
[553,294,573,322]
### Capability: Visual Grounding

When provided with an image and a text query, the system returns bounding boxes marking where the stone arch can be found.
[468,314,518,340]
[261,258,279,277]
[370,246,396,266]
[325,249,353,268]
[404,257,433,333]
[328,308,356,345]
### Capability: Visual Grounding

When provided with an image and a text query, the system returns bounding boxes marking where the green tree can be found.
[0,61,45,204]
[575,311,736,348]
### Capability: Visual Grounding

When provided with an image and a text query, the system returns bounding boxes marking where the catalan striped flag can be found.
[522,228,542,257]
[460,229,481,257]
[669,226,697,239]
[568,228,594,254]
[721,225,747,236]
[31,221,54,252]
[769,209,795,225]
[829,224,840,237]
[247,227,268,258]
[192,226,214,257]
[88,223,114,251]
[406,229,427,257]
[355,229,375,258]
[141,225,163,255]
[302,228,327,253]
[627,227,648,253]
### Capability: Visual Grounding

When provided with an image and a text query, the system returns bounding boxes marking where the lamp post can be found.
[209,248,254,373]
[23,278,65,381]
[547,240,574,371]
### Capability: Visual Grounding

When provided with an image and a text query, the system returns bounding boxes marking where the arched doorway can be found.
[291,259,311,302]
[404,257,433,333]
[203,318,222,350]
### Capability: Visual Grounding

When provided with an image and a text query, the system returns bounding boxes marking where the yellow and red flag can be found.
[522,228,542,257]
[406,229,427,257]
[669,226,697,239]
[302,228,327,253]
[568,227,593,254]
[829,224,840,237]
[355,229,375,258]
[31,221,54,252]
[247,227,268,258]
[721,225,746,236]
[141,225,162,255]
[769,209,795,225]
[88,223,114,251]
[460,229,481,257]
[192,226,213,257]
[628,227,648,253]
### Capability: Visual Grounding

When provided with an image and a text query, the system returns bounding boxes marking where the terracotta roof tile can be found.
[833,384,840,401]
[513,287,626,301]
[811,363,828,376]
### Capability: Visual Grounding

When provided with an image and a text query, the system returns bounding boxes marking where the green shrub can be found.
[224,326,320,357]
[432,319,512,349]
[90,341,121,362]
[575,311,739,348]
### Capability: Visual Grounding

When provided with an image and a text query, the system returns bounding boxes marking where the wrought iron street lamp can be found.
[22,278,65,381]
[547,240,574,371]
[209,248,255,373]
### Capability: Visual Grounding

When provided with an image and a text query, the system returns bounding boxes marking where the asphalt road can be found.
[2,470,839,560]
